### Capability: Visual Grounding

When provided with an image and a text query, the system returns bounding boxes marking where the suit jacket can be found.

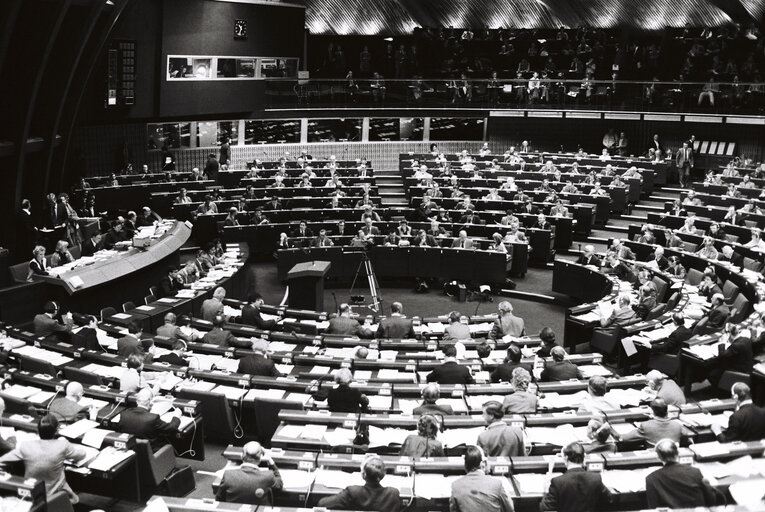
[33,314,70,338]
[426,361,475,385]
[540,361,583,382]
[502,390,538,414]
[0,438,86,502]
[327,316,370,337]
[156,323,191,342]
[491,362,534,383]
[48,398,88,424]
[200,298,224,321]
[118,406,180,451]
[318,482,401,511]
[216,463,283,505]
[451,238,474,249]
[156,352,189,367]
[327,385,366,413]
[645,463,715,509]
[202,329,250,349]
[238,354,281,377]
[540,467,611,512]
[652,326,692,354]
[716,337,753,373]
[623,417,683,444]
[413,402,454,415]
[444,322,471,340]
[518,204,538,215]
[718,403,765,442]
[708,303,730,328]
[158,275,181,298]
[400,434,444,457]
[450,470,514,512]
[376,316,415,339]
[676,147,694,167]
[117,334,141,358]
[489,314,525,339]
[576,254,602,267]
[656,379,687,406]
[477,421,524,457]
[241,305,277,330]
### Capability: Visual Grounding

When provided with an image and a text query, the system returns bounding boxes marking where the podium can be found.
[287,261,331,311]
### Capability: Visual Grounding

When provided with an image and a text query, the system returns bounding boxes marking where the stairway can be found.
[375,169,409,208]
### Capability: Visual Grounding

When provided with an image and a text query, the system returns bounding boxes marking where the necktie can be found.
[461,240,465,248]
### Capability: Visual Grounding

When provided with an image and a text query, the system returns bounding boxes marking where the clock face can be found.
[234,19,247,38]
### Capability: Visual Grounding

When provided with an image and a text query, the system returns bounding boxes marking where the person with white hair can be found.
[117,388,181,452]
[645,439,716,508]
[489,301,525,340]
[451,229,474,249]
[201,286,226,321]
[712,382,765,442]
[413,383,454,415]
[502,368,537,414]
[450,445,514,512]
[216,441,283,505]
[599,294,636,328]
[576,244,601,267]
[50,240,74,267]
[237,338,281,377]
[326,368,368,413]
[48,382,88,424]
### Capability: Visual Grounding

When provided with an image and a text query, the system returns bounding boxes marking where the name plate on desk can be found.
[586,460,604,471]
[451,389,464,397]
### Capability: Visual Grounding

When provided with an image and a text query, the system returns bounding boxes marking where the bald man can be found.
[216,441,283,505]
[48,382,89,424]
[118,388,181,452]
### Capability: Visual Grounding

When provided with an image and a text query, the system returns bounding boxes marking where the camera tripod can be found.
[349,250,382,313]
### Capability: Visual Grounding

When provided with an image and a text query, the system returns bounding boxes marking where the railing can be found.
[265,78,765,115]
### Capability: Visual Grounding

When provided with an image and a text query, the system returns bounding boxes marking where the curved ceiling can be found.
[305,0,751,35]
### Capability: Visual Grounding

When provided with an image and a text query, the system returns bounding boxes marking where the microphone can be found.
[352,406,369,445]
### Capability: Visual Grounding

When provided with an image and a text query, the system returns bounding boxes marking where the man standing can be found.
[540,442,611,512]
[676,141,694,188]
[450,445,514,512]
[216,441,282,505]
[645,439,716,508]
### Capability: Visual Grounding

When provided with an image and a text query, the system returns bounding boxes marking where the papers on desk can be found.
[680,411,731,429]
[26,390,55,405]
[690,441,732,458]
[606,388,645,407]
[440,426,484,448]
[81,428,110,449]
[11,346,73,366]
[539,391,589,410]
[269,341,297,352]
[469,322,494,334]
[578,365,612,378]
[323,427,356,446]
[426,323,446,334]
[526,425,589,446]
[276,424,305,440]
[572,311,601,323]
[161,413,194,430]
[88,446,133,471]
[367,395,393,409]
[309,366,331,375]
[284,393,310,404]
[68,445,100,467]
[0,497,31,512]
[60,419,99,439]
[466,395,505,410]
[700,455,758,481]
[1,338,27,350]
[222,305,242,318]
[80,363,124,379]
[366,426,410,447]
[376,369,413,381]
[150,399,174,416]
[280,469,316,492]
[729,478,765,506]
[1,384,41,399]
[514,472,560,495]
[212,385,248,400]
[601,468,658,493]
[414,473,461,499]
[354,370,373,381]
[244,388,285,401]
[175,290,196,298]
[111,313,131,320]
[300,424,327,440]
[315,468,363,489]
[685,342,723,360]
[183,380,216,392]
[379,350,399,361]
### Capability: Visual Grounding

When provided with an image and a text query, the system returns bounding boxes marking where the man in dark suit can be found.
[575,244,601,267]
[216,441,283,505]
[708,323,753,387]
[491,344,533,383]
[156,340,190,367]
[713,382,765,442]
[412,383,454,415]
[540,442,611,512]
[237,339,281,377]
[651,313,692,354]
[646,439,717,508]
[203,315,252,349]
[317,455,401,511]
[426,344,474,385]
[201,287,226,322]
[707,293,730,330]
[203,153,219,183]
[241,294,278,330]
[676,141,694,188]
[376,302,416,339]
[158,266,183,298]
[450,230,474,249]
[532,213,553,231]
[450,445,514,512]
[80,232,103,258]
[291,220,313,239]
[18,199,37,256]
[48,382,89,424]
[118,388,181,452]
[361,218,380,237]
[719,245,743,267]
[117,320,143,358]
[326,303,373,337]
[517,199,538,215]
[156,312,192,343]
[647,246,669,271]
[33,302,73,338]
[540,346,583,382]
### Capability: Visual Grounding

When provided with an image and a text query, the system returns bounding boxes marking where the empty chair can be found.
[646,303,666,321]
[648,354,679,377]
[716,371,750,394]
[176,388,235,444]
[730,295,751,323]
[100,306,117,322]
[19,355,56,376]
[682,241,698,253]
[122,301,136,313]
[63,366,105,386]
[651,276,668,303]
[144,295,156,305]
[149,286,159,297]
[722,280,740,305]
[665,292,680,310]
[685,268,704,286]
[742,257,761,272]
[692,317,709,336]
[133,439,178,502]
[590,327,622,357]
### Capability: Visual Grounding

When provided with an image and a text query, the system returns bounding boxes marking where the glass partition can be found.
[147,122,192,149]
[430,118,485,141]
[168,55,299,80]
[307,119,362,142]
[244,119,301,144]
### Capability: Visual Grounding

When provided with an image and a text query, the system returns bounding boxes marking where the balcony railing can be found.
[265,78,765,115]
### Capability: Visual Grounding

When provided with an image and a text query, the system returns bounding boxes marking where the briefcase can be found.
[158,465,196,497]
